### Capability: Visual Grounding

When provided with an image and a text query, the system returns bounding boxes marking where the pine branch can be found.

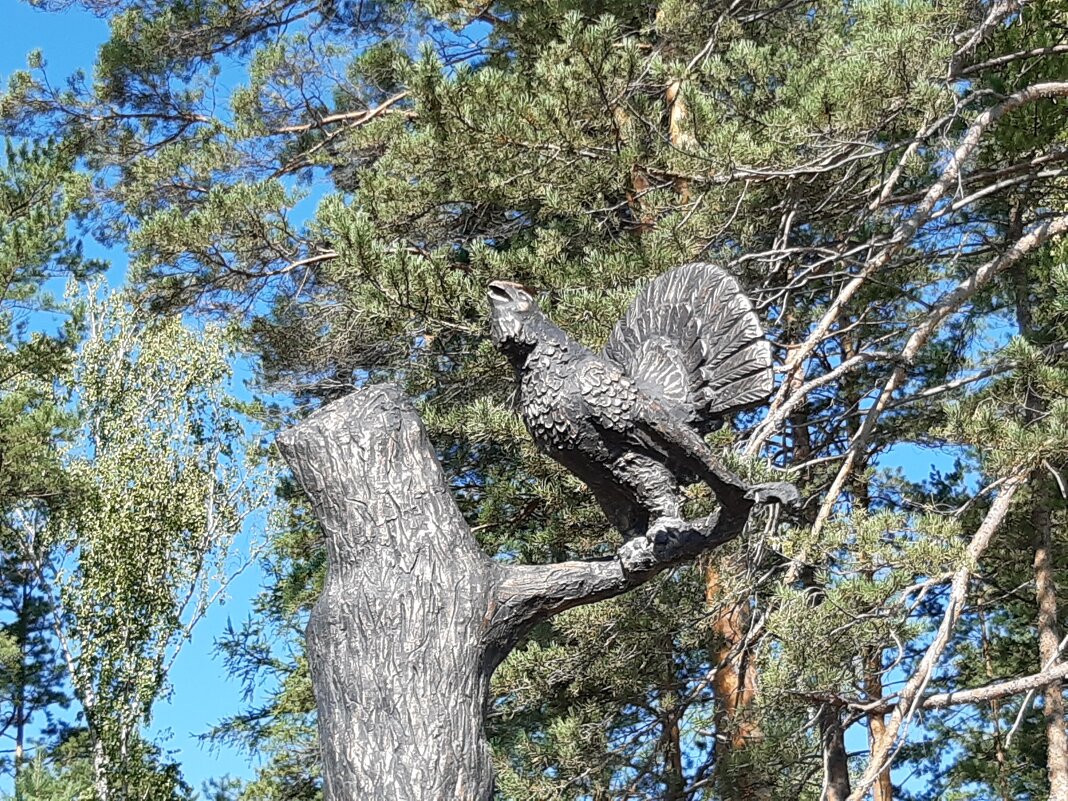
[815,212,1068,531]
[272,91,412,134]
[765,82,1068,460]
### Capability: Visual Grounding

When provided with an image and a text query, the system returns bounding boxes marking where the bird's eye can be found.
[488,285,512,303]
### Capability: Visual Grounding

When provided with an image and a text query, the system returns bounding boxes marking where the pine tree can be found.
[4,0,1068,798]
[0,137,100,780]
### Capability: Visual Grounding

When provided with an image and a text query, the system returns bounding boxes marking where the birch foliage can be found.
[45,289,270,799]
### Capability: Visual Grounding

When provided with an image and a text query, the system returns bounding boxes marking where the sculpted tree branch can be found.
[278,264,795,800]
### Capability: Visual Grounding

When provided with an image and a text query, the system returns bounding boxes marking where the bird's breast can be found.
[518,353,586,450]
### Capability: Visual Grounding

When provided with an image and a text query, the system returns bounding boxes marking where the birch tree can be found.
[22,289,273,800]
[4,0,1068,797]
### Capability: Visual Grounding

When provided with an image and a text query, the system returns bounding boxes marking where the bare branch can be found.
[951,0,1031,71]
[746,352,897,456]
[958,44,1068,77]
[846,472,1028,801]
[767,82,1068,443]
[273,91,412,134]
[808,661,1068,716]
[814,213,1068,531]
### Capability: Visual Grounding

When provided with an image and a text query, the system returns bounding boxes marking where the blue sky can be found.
[2,2,262,791]
[2,2,979,795]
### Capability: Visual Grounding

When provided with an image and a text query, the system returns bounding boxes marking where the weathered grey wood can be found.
[483,508,752,666]
[278,384,767,800]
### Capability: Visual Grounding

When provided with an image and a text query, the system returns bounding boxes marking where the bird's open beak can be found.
[487,282,512,304]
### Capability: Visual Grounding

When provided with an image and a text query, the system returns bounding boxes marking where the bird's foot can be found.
[617,517,686,573]
[618,535,656,573]
[746,481,801,512]
[648,516,687,540]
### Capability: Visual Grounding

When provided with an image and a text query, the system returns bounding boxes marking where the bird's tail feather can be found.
[603,263,773,432]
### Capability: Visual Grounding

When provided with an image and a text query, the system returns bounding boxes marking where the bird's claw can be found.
[617,517,686,573]
[618,535,656,573]
[648,516,686,539]
[745,481,801,512]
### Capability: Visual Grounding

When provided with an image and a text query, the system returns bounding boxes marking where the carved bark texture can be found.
[278,384,756,800]
[277,385,498,800]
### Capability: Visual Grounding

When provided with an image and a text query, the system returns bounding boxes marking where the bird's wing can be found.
[575,357,752,511]
[575,358,643,433]
[603,263,773,432]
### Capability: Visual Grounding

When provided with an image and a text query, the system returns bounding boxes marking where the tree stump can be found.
[278,384,755,800]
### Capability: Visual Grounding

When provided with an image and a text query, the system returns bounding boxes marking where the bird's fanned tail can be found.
[603,263,773,433]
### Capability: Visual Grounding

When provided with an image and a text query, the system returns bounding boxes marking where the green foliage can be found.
[1,750,94,801]
[35,288,274,798]
[0,730,194,801]
[0,58,268,799]
[4,0,1068,798]
[0,134,102,783]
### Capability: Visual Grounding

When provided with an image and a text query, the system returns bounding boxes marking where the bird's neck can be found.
[498,312,564,366]
[517,319,585,370]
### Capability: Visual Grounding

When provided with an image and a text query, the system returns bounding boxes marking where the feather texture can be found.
[603,263,773,432]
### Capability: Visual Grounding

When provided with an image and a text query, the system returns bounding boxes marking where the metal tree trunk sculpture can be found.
[277,264,795,800]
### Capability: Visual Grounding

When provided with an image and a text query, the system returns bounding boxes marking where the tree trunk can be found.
[278,384,757,801]
[1014,243,1068,800]
[278,385,498,799]
[663,714,686,801]
[92,735,110,801]
[979,607,1014,801]
[1034,505,1068,801]
[706,560,766,800]
[818,706,852,801]
[661,648,686,801]
[838,326,892,801]
[864,649,893,801]
[14,578,28,781]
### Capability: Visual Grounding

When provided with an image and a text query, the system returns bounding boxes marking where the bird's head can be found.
[487,280,541,362]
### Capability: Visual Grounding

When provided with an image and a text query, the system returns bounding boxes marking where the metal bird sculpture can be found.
[487,262,798,540]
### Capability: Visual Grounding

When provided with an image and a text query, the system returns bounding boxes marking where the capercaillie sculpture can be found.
[277,262,800,801]
[488,262,798,545]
